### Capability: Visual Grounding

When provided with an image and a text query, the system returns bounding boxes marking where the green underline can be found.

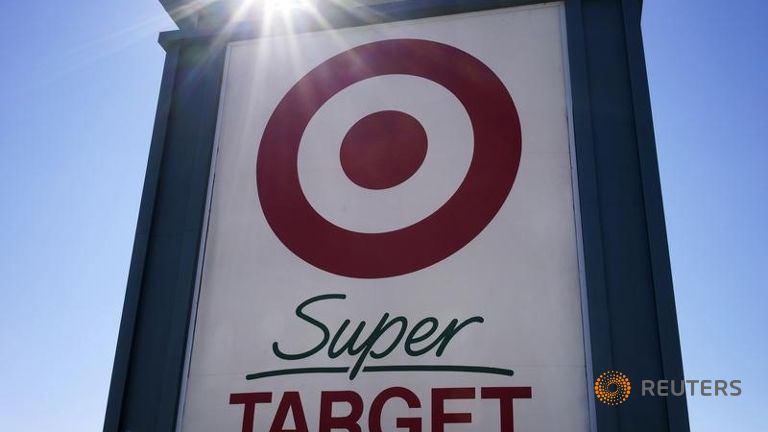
[246,367,349,380]
[246,365,514,381]
[363,365,514,376]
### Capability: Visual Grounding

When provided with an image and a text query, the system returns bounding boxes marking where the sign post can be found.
[105,1,689,431]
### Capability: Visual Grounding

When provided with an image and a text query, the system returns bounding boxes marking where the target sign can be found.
[182,5,591,432]
[257,39,522,278]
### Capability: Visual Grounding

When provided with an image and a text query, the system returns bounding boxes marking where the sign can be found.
[178,3,590,431]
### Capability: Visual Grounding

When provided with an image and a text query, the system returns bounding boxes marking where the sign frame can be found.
[104,1,689,431]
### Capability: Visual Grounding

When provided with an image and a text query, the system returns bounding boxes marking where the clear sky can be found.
[0,1,765,431]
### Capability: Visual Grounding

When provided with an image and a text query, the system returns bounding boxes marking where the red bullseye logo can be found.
[257,39,521,278]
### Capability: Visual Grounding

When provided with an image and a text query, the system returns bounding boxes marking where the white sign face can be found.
[179,3,591,431]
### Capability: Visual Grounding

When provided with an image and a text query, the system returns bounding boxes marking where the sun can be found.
[263,0,316,13]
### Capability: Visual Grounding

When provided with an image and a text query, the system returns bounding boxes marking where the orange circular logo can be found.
[594,371,631,405]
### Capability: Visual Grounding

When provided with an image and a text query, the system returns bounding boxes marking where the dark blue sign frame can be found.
[104,1,689,431]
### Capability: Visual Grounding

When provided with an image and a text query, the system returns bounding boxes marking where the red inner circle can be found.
[340,110,428,190]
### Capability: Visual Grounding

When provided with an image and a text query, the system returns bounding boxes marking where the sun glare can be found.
[263,0,316,13]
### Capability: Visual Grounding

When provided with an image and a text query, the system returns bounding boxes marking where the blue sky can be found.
[0,1,764,431]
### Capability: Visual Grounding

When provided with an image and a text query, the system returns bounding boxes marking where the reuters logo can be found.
[594,371,631,406]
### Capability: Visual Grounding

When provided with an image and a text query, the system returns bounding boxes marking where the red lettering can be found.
[431,388,474,432]
[230,385,532,432]
[270,391,309,432]
[230,392,272,432]
[481,387,532,432]
[369,387,422,432]
[319,390,364,432]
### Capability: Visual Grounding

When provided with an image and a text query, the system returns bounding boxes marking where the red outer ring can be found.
[257,39,522,278]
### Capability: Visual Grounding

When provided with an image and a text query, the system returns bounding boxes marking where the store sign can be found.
[179,3,590,431]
